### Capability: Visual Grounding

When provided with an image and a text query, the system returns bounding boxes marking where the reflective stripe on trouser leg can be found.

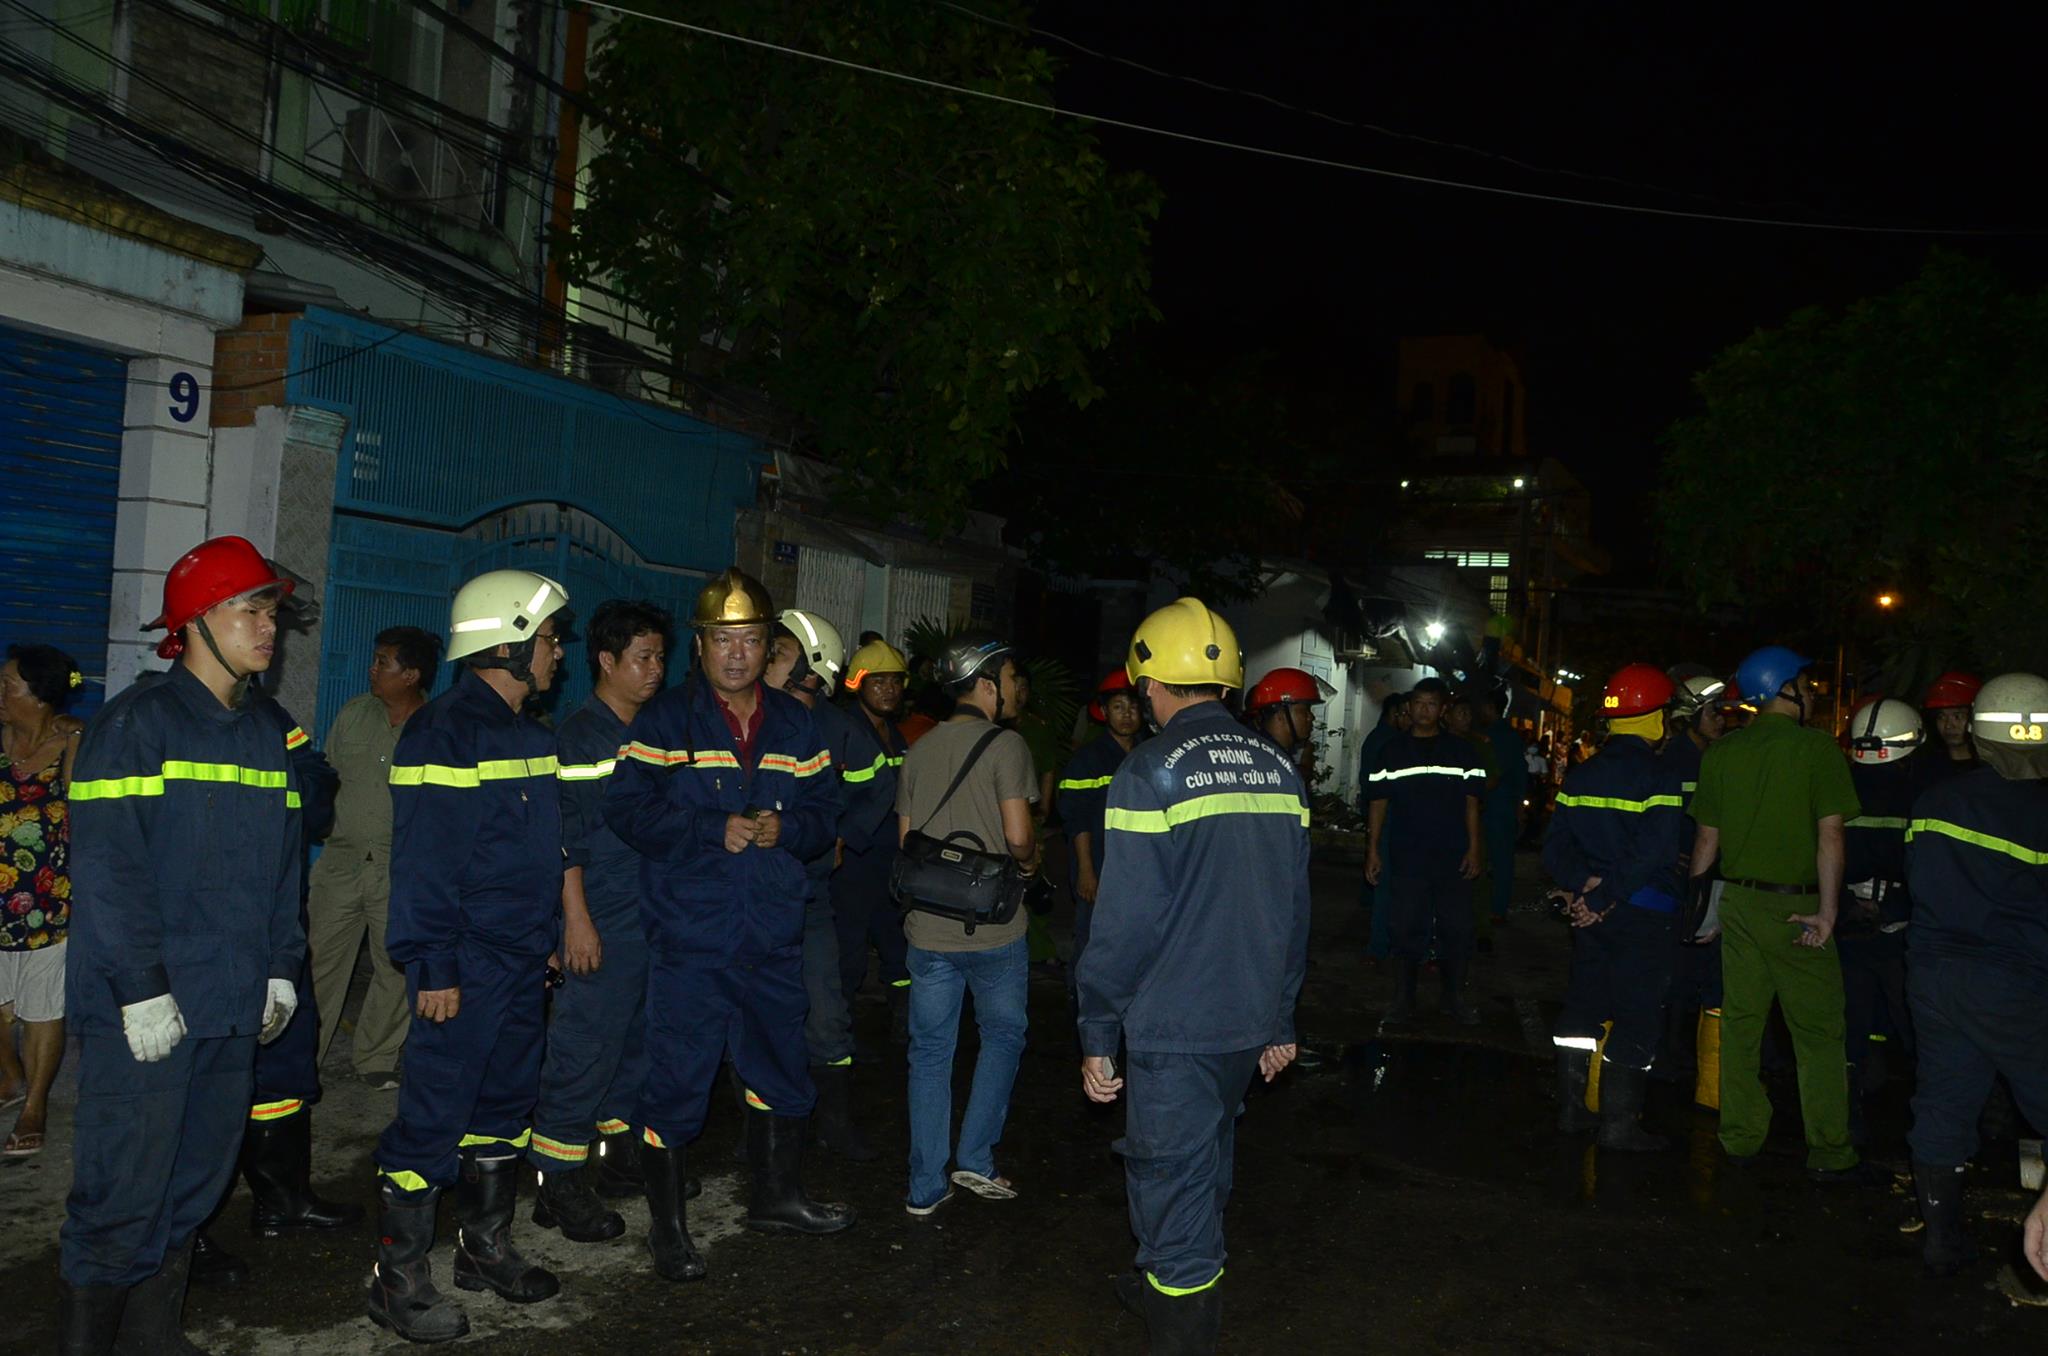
[250,1098,305,1121]
[1117,1047,1263,1292]
[60,1033,257,1287]
[637,958,816,1148]
[529,911,648,1173]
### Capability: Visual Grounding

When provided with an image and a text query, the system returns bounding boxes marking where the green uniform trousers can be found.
[307,846,411,1077]
[1718,886,1855,1169]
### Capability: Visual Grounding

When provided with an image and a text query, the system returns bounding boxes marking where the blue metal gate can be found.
[0,324,124,715]
[284,308,765,737]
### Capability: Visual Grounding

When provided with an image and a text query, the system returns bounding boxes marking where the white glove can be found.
[120,993,187,1063]
[259,978,299,1045]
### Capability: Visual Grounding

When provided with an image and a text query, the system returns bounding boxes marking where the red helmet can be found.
[147,536,292,659]
[1088,668,1134,723]
[1601,663,1675,718]
[1922,670,1983,710]
[1246,667,1326,713]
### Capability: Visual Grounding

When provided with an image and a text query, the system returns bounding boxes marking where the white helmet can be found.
[446,569,570,662]
[1972,672,2048,748]
[779,609,846,685]
[1847,698,1924,765]
[1672,674,1727,719]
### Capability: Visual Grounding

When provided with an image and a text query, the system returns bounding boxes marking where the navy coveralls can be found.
[1077,701,1311,1296]
[831,701,905,1003]
[529,695,651,1173]
[1904,767,2048,1168]
[375,669,562,1195]
[1366,730,1486,963]
[1840,755,1928,1071]
[62,666,305,1286]
[1057,729,1134,985]
[801,695,857,1066]
[606,679,839,1146]
[248,703,337,1121]
[1544,734,1688,1070]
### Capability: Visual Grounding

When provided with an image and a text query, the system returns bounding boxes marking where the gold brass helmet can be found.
[691,567,775,629]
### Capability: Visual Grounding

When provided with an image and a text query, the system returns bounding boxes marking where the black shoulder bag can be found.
[889,725,1027,935]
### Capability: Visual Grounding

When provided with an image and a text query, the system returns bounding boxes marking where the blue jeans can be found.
[905,939,1028,1206]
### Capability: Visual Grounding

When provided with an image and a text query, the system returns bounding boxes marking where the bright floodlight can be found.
[1424,621,1447,644]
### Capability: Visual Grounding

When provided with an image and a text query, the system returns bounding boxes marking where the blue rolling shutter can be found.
[0,325,124,714]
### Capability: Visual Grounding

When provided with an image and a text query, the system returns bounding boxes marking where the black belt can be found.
[1729,877,1819,896]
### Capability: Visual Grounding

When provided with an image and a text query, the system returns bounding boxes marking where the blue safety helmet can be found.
[1733,645,1814,706]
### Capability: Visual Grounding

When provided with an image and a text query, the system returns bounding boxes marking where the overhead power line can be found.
[575,0,2046,238]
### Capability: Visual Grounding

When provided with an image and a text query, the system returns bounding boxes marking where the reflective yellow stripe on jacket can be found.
[842,752,904,784]
[389,756,559,788]
[1057,774,1115,791]
[1906,817,2048,866]
[1105,792,1310,834]
[619,743,741,770]
[1555,792,1686,813]
[72,761,297,801]
[759,751,832,778]
[283,726,310,750]
[556,759,617,782]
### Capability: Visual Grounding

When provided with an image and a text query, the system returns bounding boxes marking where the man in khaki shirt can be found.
[307,627,437,1086]
[895,634,1039,1215]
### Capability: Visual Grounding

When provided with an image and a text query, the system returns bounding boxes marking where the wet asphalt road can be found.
[7,847,2048,1353]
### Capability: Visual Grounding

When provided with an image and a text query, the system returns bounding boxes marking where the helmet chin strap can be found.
[193,615,254,707]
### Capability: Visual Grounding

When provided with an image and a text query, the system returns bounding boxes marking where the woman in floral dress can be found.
[0,644,82,1158]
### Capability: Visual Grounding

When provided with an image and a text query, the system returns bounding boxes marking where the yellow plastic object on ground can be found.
[1695,1008,1722,1110]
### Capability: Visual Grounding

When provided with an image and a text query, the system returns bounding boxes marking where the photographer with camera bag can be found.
[893,634,1040,1216]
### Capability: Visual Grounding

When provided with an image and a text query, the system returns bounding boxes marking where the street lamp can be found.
[1876,592,1898,610]
[1512,477,1526,490]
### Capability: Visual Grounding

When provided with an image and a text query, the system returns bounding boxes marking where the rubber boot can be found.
[113,1240,204,1356]
[1383,960,1418,1026]
[1440,956,1480,1027]
[531,1164,626,1242]
[810,1063,880,1163]
[58,1279,129,1356]
[242,1110,365,1236]
[451,1151,560,1303]
[744,1107,857,1235]
[1595,1064,1670,1152]
[1914,1161,1978,1277]
[1130,1274,1223,1356]
[366,1185,469,1344]
[641,1140,707,1282]
[888,984,910,1045]
[186,1230,247,1288]
[590,1126,645,1199]
[1554,1049,1598,1133]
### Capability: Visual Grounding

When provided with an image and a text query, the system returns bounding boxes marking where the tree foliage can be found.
[568,0,1160,525]
[1657,253,2048,681]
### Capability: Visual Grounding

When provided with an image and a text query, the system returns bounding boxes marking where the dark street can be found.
[8,847,2046,1354]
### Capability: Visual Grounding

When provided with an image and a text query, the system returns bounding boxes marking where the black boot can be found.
[58,1279,128,1356]
[113,1241,204,1355]
[810,1063,880,1162]
[451,1151,559,1303]
[532,1164,626,1242]
[242,1111,365,1236]
[367,1185,469,1344]
[1554,1049,1598,1133]
[1383,960,1418,1026]
[186,1231,247,1288]
[888,984,910,1045]
[591,1126,644,1198]
[1595,1064,1670,1152]
[744,1107,856,1235]
[1914,1161,1979,1277]
[1129,1272,1223,1356]
[641,1140,707,1282]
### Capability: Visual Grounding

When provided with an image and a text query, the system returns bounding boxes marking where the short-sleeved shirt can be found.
[1692,712,1860,886]
[323,692,409,858]
[895,715,1038,952]
[1366,730,1486,875]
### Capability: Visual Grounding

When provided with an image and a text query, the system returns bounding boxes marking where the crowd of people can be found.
[15,529,2046,1354]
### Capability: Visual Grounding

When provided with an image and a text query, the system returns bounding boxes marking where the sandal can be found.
[3,1130,44,1158]
[949,1170,1017,1200]
[0,1087,24,1114]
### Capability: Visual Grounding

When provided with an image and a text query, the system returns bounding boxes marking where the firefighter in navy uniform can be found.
[1078,598,1311,1356]
[605,569,853,1287]
[1904,672,2048,1277]
[367,569,571,1344]
[59,536,306,1354]
[833,638,913,1041]
[1544,664,1690,1151]
[1839,697,1928,1142]
[1057,669,1146,988]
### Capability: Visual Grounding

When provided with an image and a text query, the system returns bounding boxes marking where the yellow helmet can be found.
[1127,597,1244,690]
[843,639,909,691]
[446,569,570,662]
[691,567,774,628]
[779,608,845,683]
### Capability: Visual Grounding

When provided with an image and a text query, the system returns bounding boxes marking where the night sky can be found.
[1029,2,2048,572]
